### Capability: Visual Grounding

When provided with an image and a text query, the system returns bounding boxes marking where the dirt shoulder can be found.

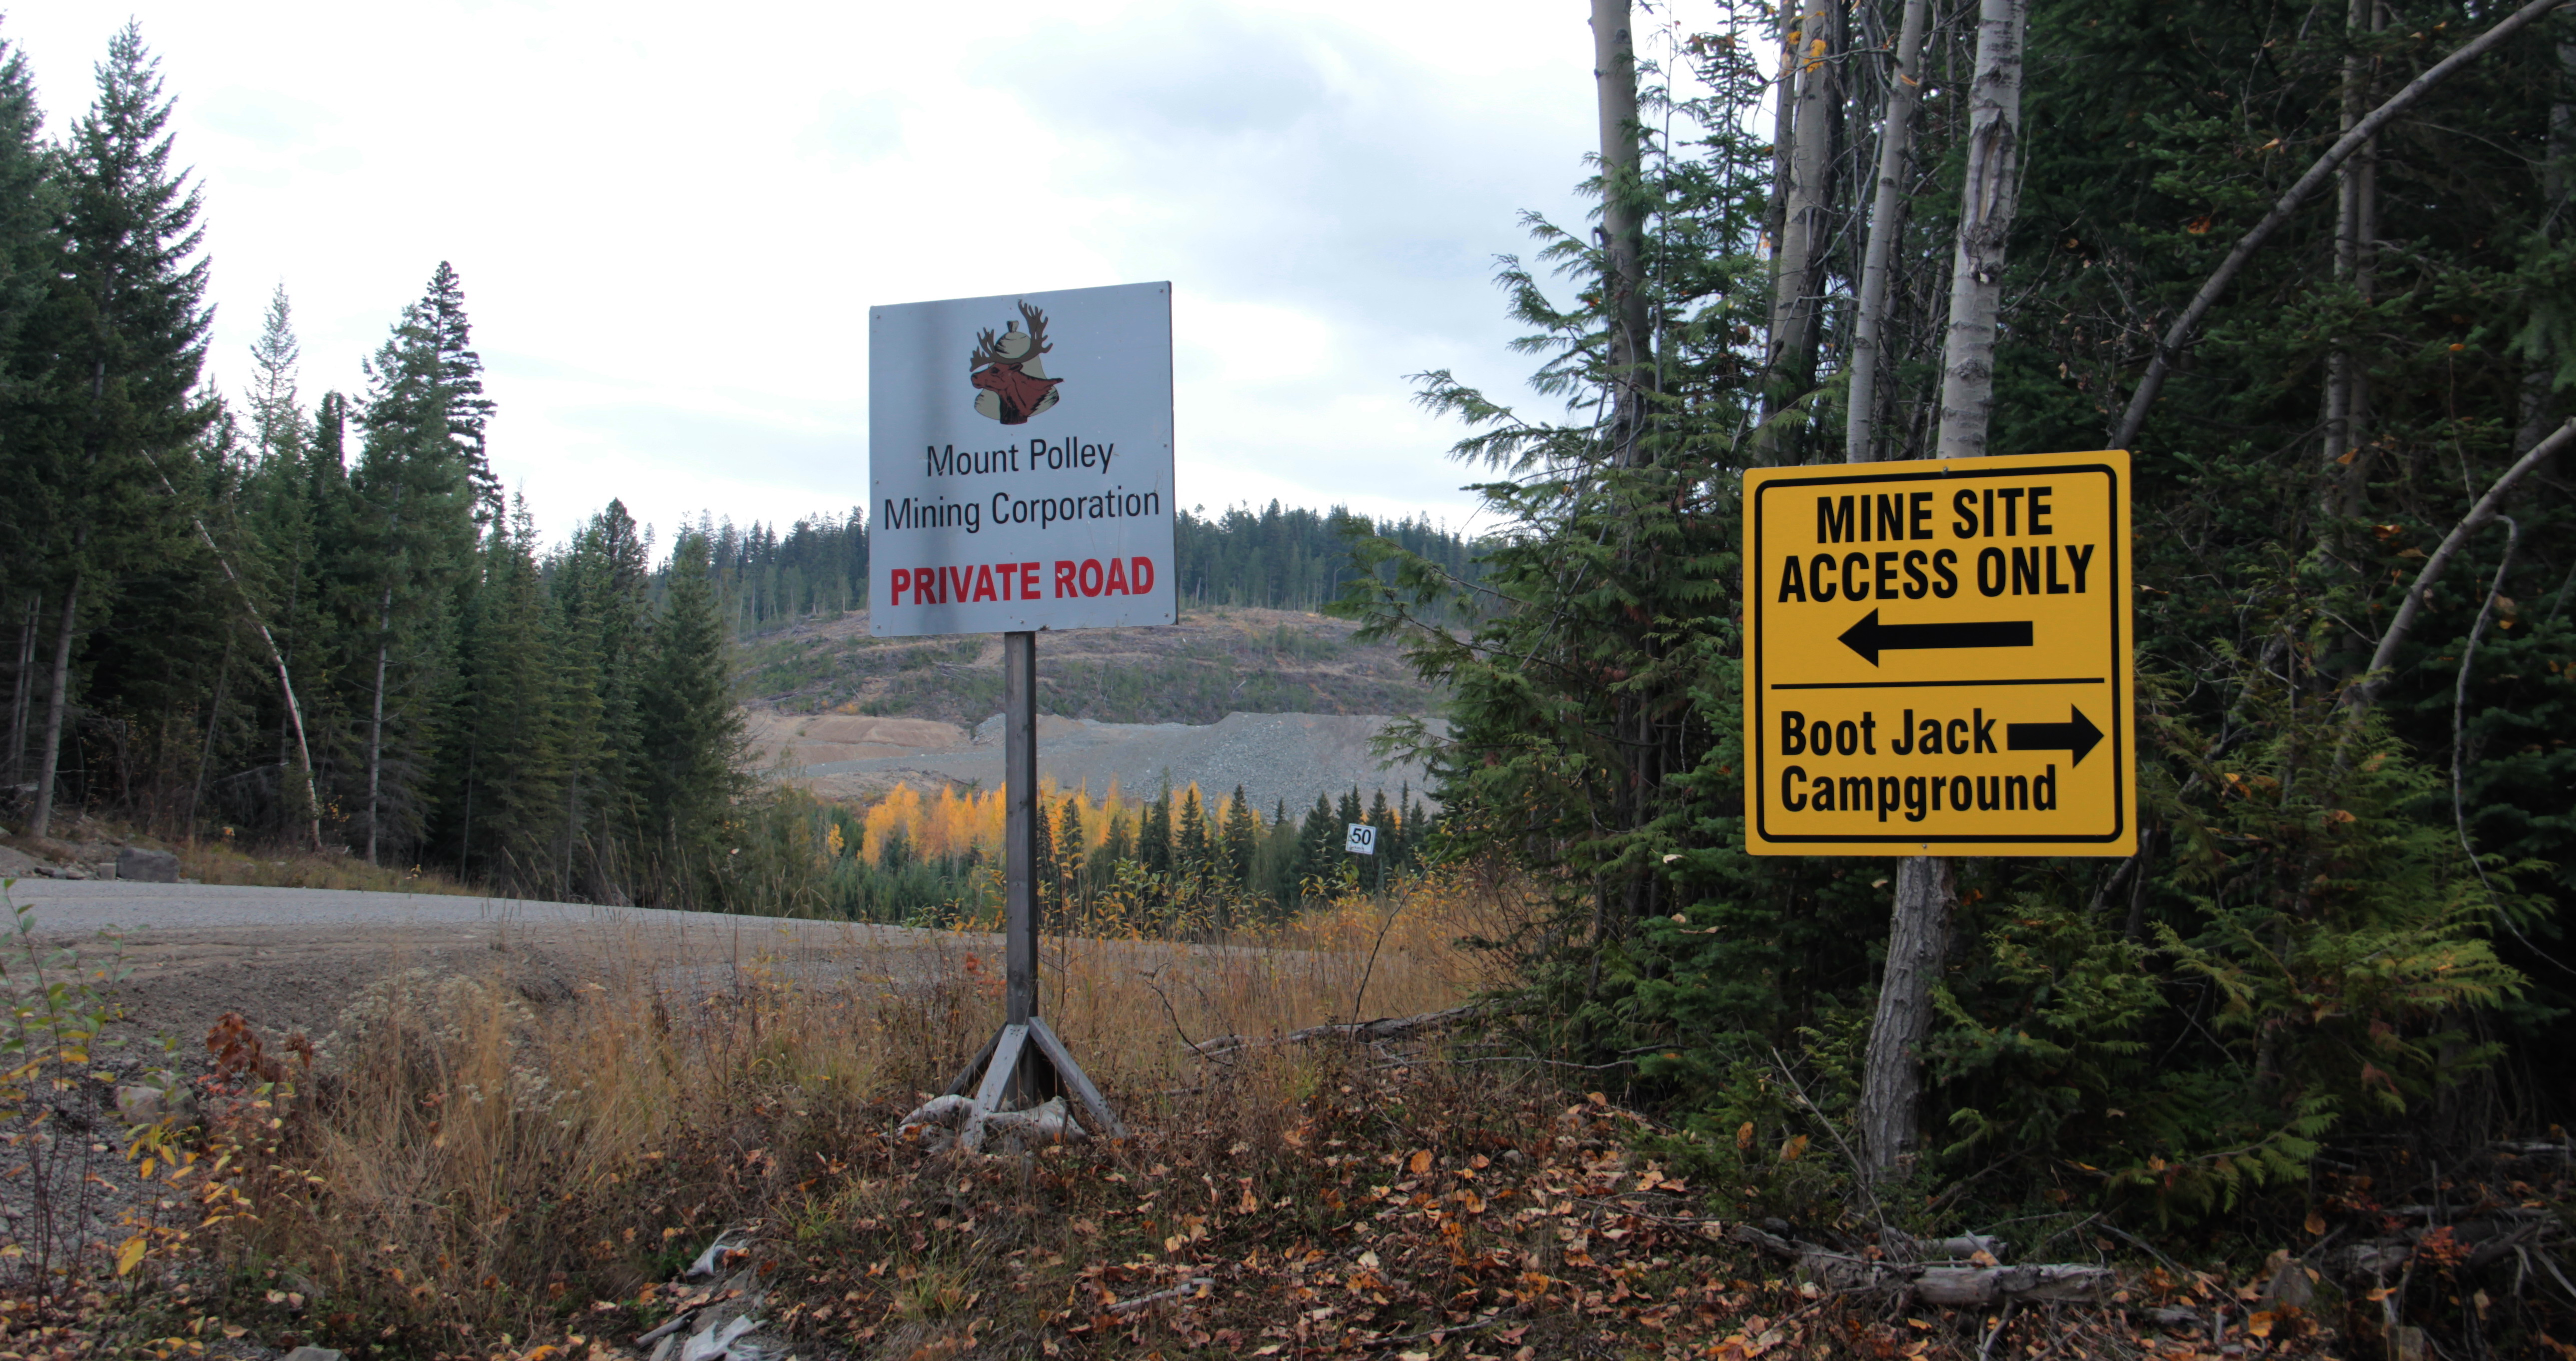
[9,881,973,1060]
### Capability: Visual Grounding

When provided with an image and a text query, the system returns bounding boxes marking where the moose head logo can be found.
[969,301,1063,425]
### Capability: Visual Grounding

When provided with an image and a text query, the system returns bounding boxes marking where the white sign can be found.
[1344,823,1377,855]
[869,281,1178,636]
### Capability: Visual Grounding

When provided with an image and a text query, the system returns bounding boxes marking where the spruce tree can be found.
[1140,779,1173,877]
[0,21,60,791]
[439,499,561,888]
[1295,793,1337,892]
[635,530,745,903]
[246,283,301,463]
[1175,784,1210,878]
[414,261,499,524]
[1031,787,1058,916]
[348,271,482,861]
[1097,807,1132,885]
[1055,795,1086,908]
[1222,785,1259,886]
[552,499,651,897]
[30,22,212,835]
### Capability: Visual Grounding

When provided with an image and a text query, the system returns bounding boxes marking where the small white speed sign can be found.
[1344,823,1377,855]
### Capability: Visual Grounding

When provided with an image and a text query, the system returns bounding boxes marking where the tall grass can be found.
[141,865,1534,1351]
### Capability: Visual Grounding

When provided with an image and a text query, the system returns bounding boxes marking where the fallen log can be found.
[1188,1004,1489,1059]
[1912,1264,2113,1307]
[1726,1223,2112,1305]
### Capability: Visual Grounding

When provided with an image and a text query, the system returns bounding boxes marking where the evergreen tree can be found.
[1140,779,1173,877]
[413,262,499,525]
[437,500,561,888]
[1055,795,1086,907]
[347,269,482,861]
[550,499,652,898]
[30,22,213,835]
[246,283,301,463]
[1095,806,1133,886]
[1174,784,1210,878]
[0,21,61,792]
[1030,786,1058,915]
[1295,793,1337,891]
[1222,785,1260,886]
[635,529,746,901]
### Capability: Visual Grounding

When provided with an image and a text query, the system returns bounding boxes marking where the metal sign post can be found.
[1344,821,1382,896]
[871,281,1176,1143]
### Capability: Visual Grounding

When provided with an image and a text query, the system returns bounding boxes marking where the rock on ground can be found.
[117,847,180,883]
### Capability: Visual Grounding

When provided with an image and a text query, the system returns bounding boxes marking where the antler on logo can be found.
[968,301,1064,425]
[969,301,1052,371]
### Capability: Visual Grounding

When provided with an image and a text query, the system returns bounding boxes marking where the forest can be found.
[0,22,1473,909]
[698,500,1481,635]
[1329,0,2576,1316]
[803,776,1436,925]
[0,26,755,906]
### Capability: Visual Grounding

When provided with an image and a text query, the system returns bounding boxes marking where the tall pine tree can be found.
[32,22,212,834]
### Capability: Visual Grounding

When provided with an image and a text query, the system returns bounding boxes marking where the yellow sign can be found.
[1742,450,2136,856]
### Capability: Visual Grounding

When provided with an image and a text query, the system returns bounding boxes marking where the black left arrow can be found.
[1836,608,2035,665]
[2005,706,2105,766]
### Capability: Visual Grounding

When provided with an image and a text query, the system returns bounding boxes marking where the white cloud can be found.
[9,0,1703,547]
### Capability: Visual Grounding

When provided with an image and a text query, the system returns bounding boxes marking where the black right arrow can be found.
[2006,706,2105,766]
[1836,608,2035,666]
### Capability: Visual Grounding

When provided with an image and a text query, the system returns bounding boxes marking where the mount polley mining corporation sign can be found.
[869,281,1176,637]
[1741,449,2136,857]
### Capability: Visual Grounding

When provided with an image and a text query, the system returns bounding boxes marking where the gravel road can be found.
[4,880,963,1060]
[8,879,911,938]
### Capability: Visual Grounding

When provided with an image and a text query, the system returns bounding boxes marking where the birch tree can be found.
[1930,0,2026,462]
[1757,0,1840,457]
[1855,0,2028,1182]
[1845,0,1931,463]
[1593,0,1654,463]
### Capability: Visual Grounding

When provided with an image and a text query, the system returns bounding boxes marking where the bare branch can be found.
[2111,0,2571,450]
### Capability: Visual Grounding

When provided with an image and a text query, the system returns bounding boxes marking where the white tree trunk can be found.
[1760,0,1839,454]
[1859,0,2030,1182]
[1593,0,1654,462]
[1933,0,2028,461]
[1846,0,1932,464]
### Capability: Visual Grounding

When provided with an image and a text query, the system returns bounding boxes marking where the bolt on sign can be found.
[870,282,1175,636]
[1741,449,2136,856]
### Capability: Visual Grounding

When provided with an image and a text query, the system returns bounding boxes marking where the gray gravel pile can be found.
[797,710,1442,813]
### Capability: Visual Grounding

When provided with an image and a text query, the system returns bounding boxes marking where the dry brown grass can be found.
[67,863,2336,1361]
[97,865,1533,1354]
[175,839,482,895]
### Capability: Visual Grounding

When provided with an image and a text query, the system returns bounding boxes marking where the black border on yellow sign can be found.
[1744,456,2132,853]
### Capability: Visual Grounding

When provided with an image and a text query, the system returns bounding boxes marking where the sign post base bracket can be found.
[942,1016,1125,1140]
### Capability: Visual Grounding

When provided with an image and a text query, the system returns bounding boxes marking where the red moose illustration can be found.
[969,301,1063,425]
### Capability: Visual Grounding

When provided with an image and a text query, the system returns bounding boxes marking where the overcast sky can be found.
[9,1,1706,549]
